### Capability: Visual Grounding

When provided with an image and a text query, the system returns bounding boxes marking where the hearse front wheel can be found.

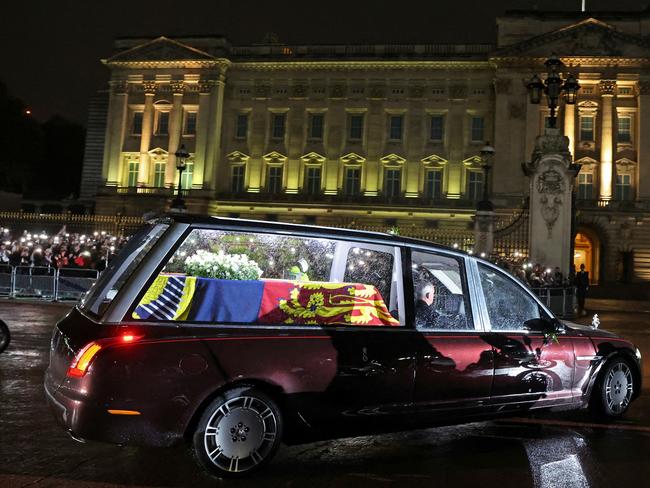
[590,357,635,419]
[192,386,283,478]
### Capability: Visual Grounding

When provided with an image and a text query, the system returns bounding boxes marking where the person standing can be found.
[575,264,590,316]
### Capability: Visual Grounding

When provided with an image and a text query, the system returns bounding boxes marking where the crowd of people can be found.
[0,226,127,272]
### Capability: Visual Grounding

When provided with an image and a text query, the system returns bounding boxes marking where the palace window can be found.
[580,116,594,141]
[577,173,594,200]
[271,113,286,140]
[179,161,193,189]
[430,115,444,142]
[467,171,483,201]
[389,115,403,141]
[424,169,442,199]
[231,165,245,193]
[344,167,361,196]
[153,161,166,188]
[349,114,364,141]
[309,113,324,140]
[384,169,401,198]
[184,112,197,135]
[471,117,484,142]
[616,174,632,201]
[127,160,139,187]
[156,111,169,136]
[305,167,322,195]
[132,112,143,135]
[267,166,283,194]
[236,114,248,139]
[618,116,632,143]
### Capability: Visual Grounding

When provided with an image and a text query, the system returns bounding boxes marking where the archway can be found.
[574,230,600,284]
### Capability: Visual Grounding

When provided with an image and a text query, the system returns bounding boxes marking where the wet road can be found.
[0,299,648,488]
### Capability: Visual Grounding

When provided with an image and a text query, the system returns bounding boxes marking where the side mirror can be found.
[523,317,557,334]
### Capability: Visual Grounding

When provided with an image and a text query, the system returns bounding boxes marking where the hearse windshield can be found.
[80,223,169,318]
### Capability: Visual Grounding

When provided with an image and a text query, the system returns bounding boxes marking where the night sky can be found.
[2,0,648,124]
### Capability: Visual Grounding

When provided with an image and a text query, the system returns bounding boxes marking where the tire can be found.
[590,357,635,419]
[192,386,283,478]
[0,320,10,354]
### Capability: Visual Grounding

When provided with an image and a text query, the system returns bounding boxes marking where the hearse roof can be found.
[149,213,463,256]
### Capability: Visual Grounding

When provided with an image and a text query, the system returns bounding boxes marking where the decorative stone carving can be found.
[329,85,346,98]
[509,102,525,120]
[494,78,512,95]
[170,80,185,94]
[408,86,424,98]
[110,80,128,95]
[254,85,270,98]
[449,85,468,99]
[599,80,616,96]
[198,80,214,94]
[537,169,565,237]
[636,81,650,96]
[142,80,157,94]
[368,86,385,99]
[291,84,307,98]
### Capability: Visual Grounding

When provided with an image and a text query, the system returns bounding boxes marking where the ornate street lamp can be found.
[526,54,580,129]
[477,142,495,211]
[171,144,189,210]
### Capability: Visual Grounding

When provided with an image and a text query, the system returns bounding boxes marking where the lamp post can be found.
[526,54,580,129]
[171,144,189,210]
[477,142,495,211]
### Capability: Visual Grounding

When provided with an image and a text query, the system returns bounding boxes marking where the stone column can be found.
[563,103,575,158]
[204,73,227,191]
[474,210,495,256]
[599,80,616,201]
[446,89,467,199]
[192,80,213,190]
[524,129,580,274]
[637,81,650,200]
[104,80,129,186]
[166,80,185,186]
[138,80,156,185]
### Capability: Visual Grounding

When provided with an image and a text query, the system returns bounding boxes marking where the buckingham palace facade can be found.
[81,9,650,284]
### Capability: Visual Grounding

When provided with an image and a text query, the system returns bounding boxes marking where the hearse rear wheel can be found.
[590,357,635,419]
[192,386,283,478]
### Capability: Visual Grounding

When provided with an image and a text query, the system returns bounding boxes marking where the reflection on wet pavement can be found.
[0,300,649,487]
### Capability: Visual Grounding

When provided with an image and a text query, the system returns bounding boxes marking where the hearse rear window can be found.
[132,229,404,326]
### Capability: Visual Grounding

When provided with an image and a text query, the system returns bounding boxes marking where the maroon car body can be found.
[44,215,642,476]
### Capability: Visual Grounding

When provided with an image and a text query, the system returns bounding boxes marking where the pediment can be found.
[226,150,250,163]
[262,151,287,163]
[301,152,326,163]
[380,153,406,166]
[107,37,215,64]
[148,147,168,158]
[340,152,366,164]
[576,156,599,169]
[462,155,483,167]
[494,18,650,58]
[616,157,637,168]
[421,154,448,167]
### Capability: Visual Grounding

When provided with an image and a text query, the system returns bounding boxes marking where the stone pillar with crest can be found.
[523,128,580,275]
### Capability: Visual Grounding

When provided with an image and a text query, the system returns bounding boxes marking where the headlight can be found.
[636,348,642,360]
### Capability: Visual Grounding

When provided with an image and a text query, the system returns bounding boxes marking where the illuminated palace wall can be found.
[82,10,650,284]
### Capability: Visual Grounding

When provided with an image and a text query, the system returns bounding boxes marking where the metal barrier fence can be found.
[0,266,99,302]
[531,286,577,319]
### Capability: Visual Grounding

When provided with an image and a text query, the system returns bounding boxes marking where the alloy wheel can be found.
[605,361,633,414]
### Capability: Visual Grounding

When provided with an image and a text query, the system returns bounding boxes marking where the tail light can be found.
[67,332,143,378]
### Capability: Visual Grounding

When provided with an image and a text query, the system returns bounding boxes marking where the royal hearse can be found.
[45,215,642,477]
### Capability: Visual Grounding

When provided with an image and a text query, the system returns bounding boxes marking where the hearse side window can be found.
[80,223,169,318]
[477,263,541,331]
[411,250,473,330]
[132,229,403,327]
